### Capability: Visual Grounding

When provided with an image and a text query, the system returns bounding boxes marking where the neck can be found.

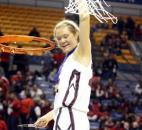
[66,47,76,56]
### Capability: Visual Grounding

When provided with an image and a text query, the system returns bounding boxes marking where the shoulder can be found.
[71,47,92,67]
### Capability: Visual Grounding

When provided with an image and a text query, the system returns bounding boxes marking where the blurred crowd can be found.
[0,68,54,130]
[88,76,142,130]
[91,16,142,41]
[0,48,65,130]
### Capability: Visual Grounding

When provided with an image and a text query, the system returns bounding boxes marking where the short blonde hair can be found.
[53,19,80,38]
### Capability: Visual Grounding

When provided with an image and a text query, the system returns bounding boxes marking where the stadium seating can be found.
[0,4,141,65]
[118,49,138,64]
[0,4,64,38]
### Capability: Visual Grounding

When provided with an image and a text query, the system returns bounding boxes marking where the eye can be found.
[63,34,69,39]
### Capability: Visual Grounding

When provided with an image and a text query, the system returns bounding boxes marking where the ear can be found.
[75,31,79,41]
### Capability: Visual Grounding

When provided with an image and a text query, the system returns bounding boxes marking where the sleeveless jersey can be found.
[54,54,92,114]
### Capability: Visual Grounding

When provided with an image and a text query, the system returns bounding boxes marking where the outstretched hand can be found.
[34,116,49,128]
[34,110,54,128]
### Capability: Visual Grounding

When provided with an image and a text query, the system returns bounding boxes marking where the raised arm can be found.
[73,0,91,66]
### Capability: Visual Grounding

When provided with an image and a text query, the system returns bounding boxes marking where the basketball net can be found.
[65,0,118,24]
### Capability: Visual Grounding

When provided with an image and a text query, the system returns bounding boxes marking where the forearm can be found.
[43,109,54,121]
[75,0,91,63]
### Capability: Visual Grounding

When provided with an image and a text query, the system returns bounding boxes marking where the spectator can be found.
[134,80,142,99]
[95,84,105,101]
[123,121,130,130]
[0,88,5,103]
[30,98,41,122]
[20,92,35,125]
[121,33,129,49]
[42,52,54,80]
[10,71,24,94]
[52,48,65,68]
[89,74,101,88]
[102,53,118,80]
[29,27,40,37]
[88,100,101,120]
[0,65,5,76]
[30,84,43,100]
[134,24,142,41]
[7,92,21,130]
[0,74,9,99]
[125,16,135,39]
[0,114,8,130]
[0,28,3,36]
[0,89,6,119]
[116,17,125,35]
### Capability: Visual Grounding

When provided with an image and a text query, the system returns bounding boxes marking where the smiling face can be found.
[54,20,79,54]
[55,26,78,54]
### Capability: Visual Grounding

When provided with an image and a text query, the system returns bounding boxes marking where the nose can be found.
[59,38,66,45]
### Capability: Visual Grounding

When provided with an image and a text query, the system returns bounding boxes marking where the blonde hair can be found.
[53,19,80,38]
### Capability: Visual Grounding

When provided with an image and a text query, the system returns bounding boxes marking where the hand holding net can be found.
[65,0,118,24]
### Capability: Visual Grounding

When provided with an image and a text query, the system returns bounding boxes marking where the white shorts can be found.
[53,107,90,130]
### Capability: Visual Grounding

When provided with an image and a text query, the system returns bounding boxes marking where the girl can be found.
[34,0,92,129]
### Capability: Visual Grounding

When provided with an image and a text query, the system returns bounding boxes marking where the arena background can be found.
[0,0,142,130]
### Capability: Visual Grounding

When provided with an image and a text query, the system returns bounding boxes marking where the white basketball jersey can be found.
[54,53,92,113]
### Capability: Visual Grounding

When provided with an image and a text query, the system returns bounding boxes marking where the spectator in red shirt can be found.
[10,71,23,94]
[0,114,8,130]
[7,92,21,130]
[10,71,23,83]
[0,75,9,99]
[20,92,35,125]
[52,48,65,68]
